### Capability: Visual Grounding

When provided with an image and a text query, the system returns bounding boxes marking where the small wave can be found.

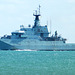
[15,49,37,51]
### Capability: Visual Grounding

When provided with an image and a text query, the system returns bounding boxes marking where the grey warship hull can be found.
[0,39,75,51]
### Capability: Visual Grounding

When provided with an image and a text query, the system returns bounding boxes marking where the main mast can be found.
[33,5,41,28]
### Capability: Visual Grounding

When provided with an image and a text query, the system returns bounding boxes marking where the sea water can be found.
[0,50,75,75]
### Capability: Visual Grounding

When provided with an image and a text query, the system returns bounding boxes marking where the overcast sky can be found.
[0,0,75,43]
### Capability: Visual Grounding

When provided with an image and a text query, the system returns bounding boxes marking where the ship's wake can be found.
[15,49,37,51]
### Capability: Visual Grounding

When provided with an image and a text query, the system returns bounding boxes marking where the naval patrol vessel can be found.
[0,6,75,51]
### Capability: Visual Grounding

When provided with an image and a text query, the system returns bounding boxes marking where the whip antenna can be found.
[50,19,52,36]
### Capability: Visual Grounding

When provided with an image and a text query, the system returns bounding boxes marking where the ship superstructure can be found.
[0,6,75,51]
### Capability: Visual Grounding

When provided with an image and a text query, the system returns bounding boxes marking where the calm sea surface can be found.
[0,50,75,75]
